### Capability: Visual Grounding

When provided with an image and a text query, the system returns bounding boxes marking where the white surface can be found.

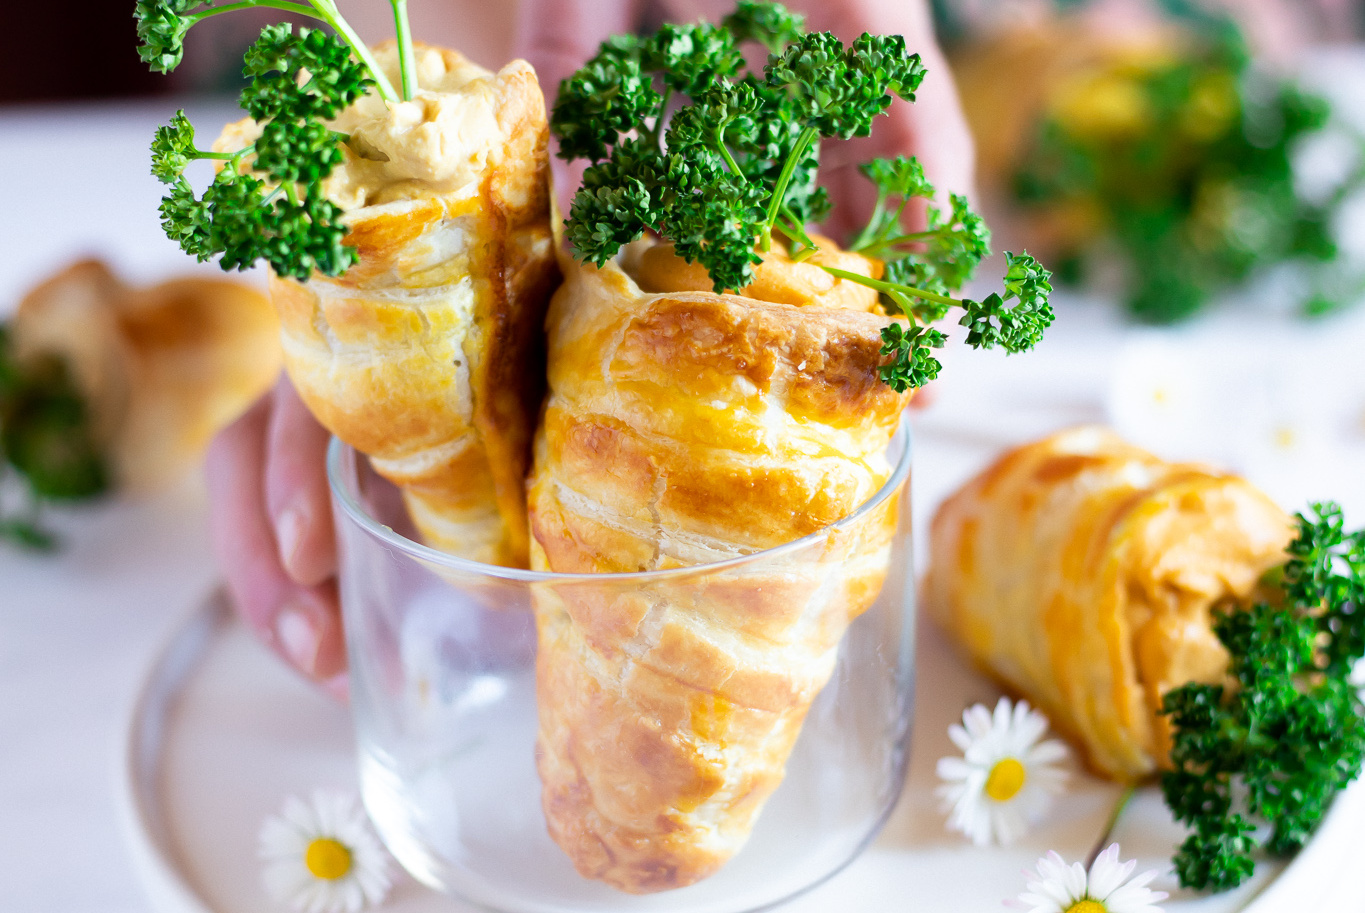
[125,589,1365,913]
[4,51,1365,913]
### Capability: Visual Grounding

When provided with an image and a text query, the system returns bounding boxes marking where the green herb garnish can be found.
[0,327,107,551]
[136,1,419,280]
[1012,21,1365,322]
[551,0,1054,392]
[1161,501,1365,890]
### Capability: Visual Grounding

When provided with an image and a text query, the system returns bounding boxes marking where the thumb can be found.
[512,0,643,208]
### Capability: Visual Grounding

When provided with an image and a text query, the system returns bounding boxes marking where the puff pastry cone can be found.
[236,44,558,567]
[924,426,1295,782]
[10,258,280,492]
[526,235,912,892]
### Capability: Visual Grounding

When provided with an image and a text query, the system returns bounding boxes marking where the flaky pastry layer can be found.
[260,45,557,566]
[527,238,909,892]
[924,426,1294,780]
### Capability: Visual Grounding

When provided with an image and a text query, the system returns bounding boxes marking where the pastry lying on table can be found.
[923,426,1294,781]
[8,258,280,493]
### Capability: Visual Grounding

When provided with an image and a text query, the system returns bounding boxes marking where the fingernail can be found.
[275,606,319,674]
[275,508,303,575]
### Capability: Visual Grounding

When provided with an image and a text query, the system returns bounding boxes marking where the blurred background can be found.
[0,1,516,104]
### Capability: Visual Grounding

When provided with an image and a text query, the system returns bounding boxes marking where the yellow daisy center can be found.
[304,837,353,880]
[984,757,1027,802]
[1064,901,1107,913]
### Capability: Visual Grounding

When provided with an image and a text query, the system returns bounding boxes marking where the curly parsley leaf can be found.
[764,31,924,141]
[148,26,366,281]
[150,110,199,183]
[552,36,660,163]
[721,0,805,53]
[643,22,745,98]
[959,252,1055,353]
[241,23,374,122]
[0,328,108,551]
[878,322,946,393]
[1161,502,1365,891]
[134,0,197,73]
[553,2,927,293]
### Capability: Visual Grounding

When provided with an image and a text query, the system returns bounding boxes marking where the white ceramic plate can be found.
[118,588,1365,913]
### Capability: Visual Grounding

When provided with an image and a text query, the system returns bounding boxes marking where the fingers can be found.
[205,384,347,687]
[512,0,643,207]
[264,377,337,587]
[513,0,641,99]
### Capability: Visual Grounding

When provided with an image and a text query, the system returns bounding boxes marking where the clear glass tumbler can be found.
[327,423,915,913]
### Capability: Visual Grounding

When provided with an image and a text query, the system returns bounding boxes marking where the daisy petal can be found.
[258,791,393,913]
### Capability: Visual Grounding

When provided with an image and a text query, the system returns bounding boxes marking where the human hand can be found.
[205,376,347,696]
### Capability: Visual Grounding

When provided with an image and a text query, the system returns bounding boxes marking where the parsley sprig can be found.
[137,1,418,280]
[551,1,1054,393]
[0,327,108,551]
[835,156,1054,389]
[1161,502,1365,891]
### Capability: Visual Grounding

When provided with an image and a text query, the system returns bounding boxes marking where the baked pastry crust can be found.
[265,47,557,566]
[527,238,909,892]
[924,426,1294,781]
[11,259,280,491]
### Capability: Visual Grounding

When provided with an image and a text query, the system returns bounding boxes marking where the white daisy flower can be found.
[259,791,393,913]
[936,696,1069,845]
[1018,843,1167,913]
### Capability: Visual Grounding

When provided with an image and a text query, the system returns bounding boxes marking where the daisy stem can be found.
[1085,784,1136,869]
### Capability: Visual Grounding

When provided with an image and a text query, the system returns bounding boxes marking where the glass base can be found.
[356,589,910,913]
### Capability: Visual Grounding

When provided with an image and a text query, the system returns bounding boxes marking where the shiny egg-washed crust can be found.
[924,427,1294,781]
[527,238,910,892]
[12,259,280,492]
[270,51,557,567]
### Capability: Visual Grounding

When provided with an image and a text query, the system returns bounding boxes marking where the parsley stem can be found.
[1085,784,1137,869]
[821,265,958,307]
[643,89,673,153]
[775,207,820,258]
[388,0,417,101]
[761,125,818,252]
[185,0,322,28]
[308,0,399,103]
[857,228,950,257]
[849,190,890,251]
[714,121,743,178]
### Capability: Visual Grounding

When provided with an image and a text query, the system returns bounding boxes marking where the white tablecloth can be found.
[5,54,1365,910]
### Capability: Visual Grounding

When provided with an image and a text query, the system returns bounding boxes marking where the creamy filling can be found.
[214,43,511,211]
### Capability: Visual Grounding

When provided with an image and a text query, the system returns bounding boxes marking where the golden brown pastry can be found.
[10,258,280,492]
[231,43,557,567]
[924,426,1294,781]
[526,238,910,892]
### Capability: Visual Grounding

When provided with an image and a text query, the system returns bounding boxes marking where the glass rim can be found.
[326,415,911,583]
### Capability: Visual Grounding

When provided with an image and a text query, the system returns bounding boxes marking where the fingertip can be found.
[270,583,345,681]
[264,378,337,587]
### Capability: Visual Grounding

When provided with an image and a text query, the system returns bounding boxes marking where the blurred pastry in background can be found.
[949,7,1365,321]
[1,259,280,535]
